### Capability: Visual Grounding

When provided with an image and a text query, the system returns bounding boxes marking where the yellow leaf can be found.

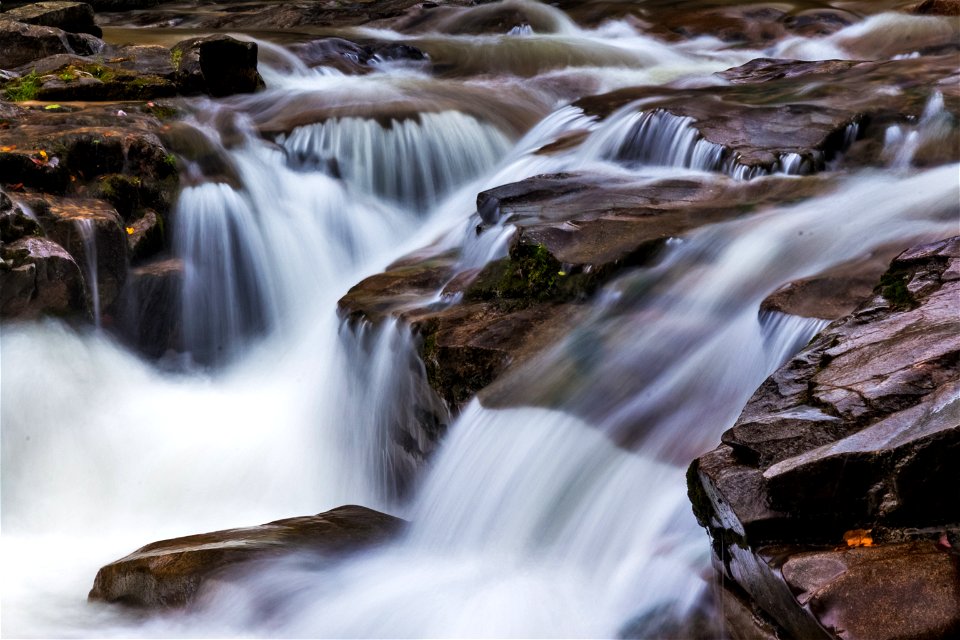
[39,150,47,160]
[843,529,873,547]
[125,226,135,235]
[0,145,15,152]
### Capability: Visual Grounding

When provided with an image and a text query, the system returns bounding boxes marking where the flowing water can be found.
[2,2,959,637]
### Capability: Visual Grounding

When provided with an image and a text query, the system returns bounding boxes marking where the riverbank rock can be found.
[0,18,101,69]
[89,505,404,609]
[170,36,265,97]
[688,236,960,640]
[3,2,101,37]
[573,54,959,178]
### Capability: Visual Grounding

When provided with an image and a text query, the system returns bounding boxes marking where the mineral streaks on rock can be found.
[689,236,960,640]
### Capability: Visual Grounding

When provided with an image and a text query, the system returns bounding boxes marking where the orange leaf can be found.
[0,145,16,152]
[843,529,873,547]
[125,226,135,235]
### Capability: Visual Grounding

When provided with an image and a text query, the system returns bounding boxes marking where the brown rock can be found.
[0,18,100,68]
[3,2,102,37]
[171,35,264,98]
[89,505,404,609]
[0,235,86,318]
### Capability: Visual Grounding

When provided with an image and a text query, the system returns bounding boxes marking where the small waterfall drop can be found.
[73,218,101,328]
[280,111,512,210]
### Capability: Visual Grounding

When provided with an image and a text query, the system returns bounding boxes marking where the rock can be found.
[0,235,86,318]
[116,257,182,358]
[0,19,101,69]
[341,173,833,413]
[171,35,264,98]
[574,55,959,176]
[289,37,428,75]
[912,0,960,16]
[35,195,128,316]
[0,189,42,243]
[15,61,178,102]
[759,243,914,320]
[89,505,404,608]
[124,208,163,262]
[2,2,102,37]
[688,237,960,640]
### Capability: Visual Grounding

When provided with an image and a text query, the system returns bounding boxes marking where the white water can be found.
[3,3,959,638]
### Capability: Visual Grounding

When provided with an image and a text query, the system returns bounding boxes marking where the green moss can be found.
[4,71,41,102]
[58,68,78,82]
[877,269,915,310]
[170,48,183,71]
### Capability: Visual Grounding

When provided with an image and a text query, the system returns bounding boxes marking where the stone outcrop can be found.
[3,2,102,37]
[170,36,265,98]
[688,237,960,640]
[0,18,101,69]
[89,505,404,609]
[340,172,833,412]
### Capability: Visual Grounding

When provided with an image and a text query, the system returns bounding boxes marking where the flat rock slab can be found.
[89,505,404,609]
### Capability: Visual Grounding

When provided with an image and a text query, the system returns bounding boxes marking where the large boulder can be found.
[688,236,960,640]
[0,18,101,69]
[2,2,102,37]
[1,235,86,318]
[171,35,264,98]
[89,505,404,609]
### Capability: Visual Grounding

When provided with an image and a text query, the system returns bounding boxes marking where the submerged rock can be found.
[688,236,960,640]
[89,505,404,609]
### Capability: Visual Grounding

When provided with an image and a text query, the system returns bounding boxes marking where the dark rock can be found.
[89,505,404,609]
[912,0,960,16]
[116,257,182,357]
[3,2,101,37]
[0,189,42,243]
[124,208,163,262]
[0,235,86,318]
[36,195,128,315]
[289,37,429,75]
[0,19,101,69]
[689,237,960,640]
[19,61,177,102]
[171,35,264,98]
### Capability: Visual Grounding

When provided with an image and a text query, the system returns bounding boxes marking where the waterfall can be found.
[279,111,512,210]
[3,2,959,637]
[73,218,102,328]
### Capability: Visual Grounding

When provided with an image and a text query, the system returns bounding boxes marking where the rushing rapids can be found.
[1,0,959,637]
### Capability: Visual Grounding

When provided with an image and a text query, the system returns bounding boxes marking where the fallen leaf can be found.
[44,104,62,110]
[0,145,16,152]
[843,529,874,547]
[125,226,135,235]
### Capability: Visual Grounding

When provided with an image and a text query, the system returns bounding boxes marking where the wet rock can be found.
[2,2,101,37]
[0,19,101,69]
[125,208,163,263]
[912,0,960,16]
[89,505,404,609]
[0,235,86,318]
[116,257,182,358]
[289,37,428,75]
[0,189,42,243]
[35,195,128,315]
[760,243,913,320]
[17,61,177,102]
[575,55,959,176]
[689,236,960,640]
[171,35,265,98]
[342,173,832,412]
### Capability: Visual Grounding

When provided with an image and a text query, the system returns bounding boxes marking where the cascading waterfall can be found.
[73,218,101,328]
[280,111,512,210]
[3,2,959,638]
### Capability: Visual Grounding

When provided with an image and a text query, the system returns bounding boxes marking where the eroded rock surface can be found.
[688,236,960,640]
[89,505,404,609]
